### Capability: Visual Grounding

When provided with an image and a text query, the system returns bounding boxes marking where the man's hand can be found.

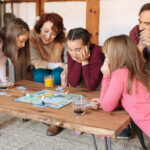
[138,30,150,52]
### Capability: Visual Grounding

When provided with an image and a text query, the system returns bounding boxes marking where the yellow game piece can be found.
[65,90,69,95]
[43,93,53,97]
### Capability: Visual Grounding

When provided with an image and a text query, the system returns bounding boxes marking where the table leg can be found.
[105,136,112,150]
[92,134,98,150]
[107,137,111,150]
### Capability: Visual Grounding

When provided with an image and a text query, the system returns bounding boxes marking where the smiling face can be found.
[40,21,57,45]
[139,10,150,31]
[16,31,29,50]
[67,39,86,61]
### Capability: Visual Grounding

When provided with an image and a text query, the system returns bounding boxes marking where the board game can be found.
[14,90,83,109]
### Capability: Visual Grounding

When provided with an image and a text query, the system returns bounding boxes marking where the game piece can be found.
[16,86,26,90]
[0,92,7,95]
[25,93,30,97]
[56,86,65,91]
[6,94,12,97]
[85,104,92,107]
[65,90,69,95]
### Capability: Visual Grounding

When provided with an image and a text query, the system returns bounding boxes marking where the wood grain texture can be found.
[0,80,130,138]
[4,0,85,3]
[86,0,99,44]
[36,0,44,16]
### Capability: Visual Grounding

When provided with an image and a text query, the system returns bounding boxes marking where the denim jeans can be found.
[32,67,63,85]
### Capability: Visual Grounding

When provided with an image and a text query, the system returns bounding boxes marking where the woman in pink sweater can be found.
[91,35,150,137]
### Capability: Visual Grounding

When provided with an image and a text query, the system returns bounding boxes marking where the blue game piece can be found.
[26,93,30,97]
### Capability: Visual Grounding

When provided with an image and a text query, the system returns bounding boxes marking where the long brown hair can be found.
[102,35,150,93]
[4,18,30,66]
[34,13,65,43]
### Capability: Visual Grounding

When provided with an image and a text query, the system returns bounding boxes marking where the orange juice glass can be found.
[44,75,54,88]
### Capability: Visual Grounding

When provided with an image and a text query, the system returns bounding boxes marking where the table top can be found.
[0,80,130,138]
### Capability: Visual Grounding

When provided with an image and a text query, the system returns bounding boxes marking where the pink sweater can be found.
[100,68,150,137]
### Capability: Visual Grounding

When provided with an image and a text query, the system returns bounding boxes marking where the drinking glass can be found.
[72,97,86,116]
[0,77,9,90]
[44,75,54,88]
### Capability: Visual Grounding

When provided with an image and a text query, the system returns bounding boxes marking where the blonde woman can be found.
[91,35,150,138]
[0,18,30,82]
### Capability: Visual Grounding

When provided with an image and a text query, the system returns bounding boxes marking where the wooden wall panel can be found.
[4,0,85,2]
[86,0,99,44]
[36,0,44,16]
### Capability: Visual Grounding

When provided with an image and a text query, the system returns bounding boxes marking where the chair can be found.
[131,121,147,150]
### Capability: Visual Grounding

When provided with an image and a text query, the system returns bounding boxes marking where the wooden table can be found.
[0,80,130,150]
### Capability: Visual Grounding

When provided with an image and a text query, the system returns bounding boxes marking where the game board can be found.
[14,90,83,109]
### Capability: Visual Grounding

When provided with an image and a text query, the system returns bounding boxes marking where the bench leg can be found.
[131,122,147,150]
[91,134,112,150]
[92,134,98,150]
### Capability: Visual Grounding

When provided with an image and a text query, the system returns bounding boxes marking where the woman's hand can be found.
[8,82,14,87]
[59,63,66,69]
[81,46,90,66]
[101,58,110,75]
[90,98,100,110]
[61,68,68,86]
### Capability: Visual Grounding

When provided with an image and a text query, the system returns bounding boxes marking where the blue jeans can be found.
[148,68,150,74]
[32,68,63,85]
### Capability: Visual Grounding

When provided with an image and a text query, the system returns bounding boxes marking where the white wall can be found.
[45,2,86,33]
[6,1,86,34]
[6,2,36,29]
[99,0,150,45]
[5,0,150,45]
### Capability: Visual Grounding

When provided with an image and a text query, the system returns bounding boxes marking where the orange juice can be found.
[44,78,54,88]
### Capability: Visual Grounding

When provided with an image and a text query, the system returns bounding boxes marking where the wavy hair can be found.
[34,13,65,43]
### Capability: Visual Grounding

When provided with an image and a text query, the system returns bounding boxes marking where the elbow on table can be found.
[101,103,115,112]
[68,81,79,88]
[87,86,96,91]
[86,81,100,91]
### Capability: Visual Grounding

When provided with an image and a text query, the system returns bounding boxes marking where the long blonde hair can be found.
[4,18,30,66]
[102,35,150,93]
